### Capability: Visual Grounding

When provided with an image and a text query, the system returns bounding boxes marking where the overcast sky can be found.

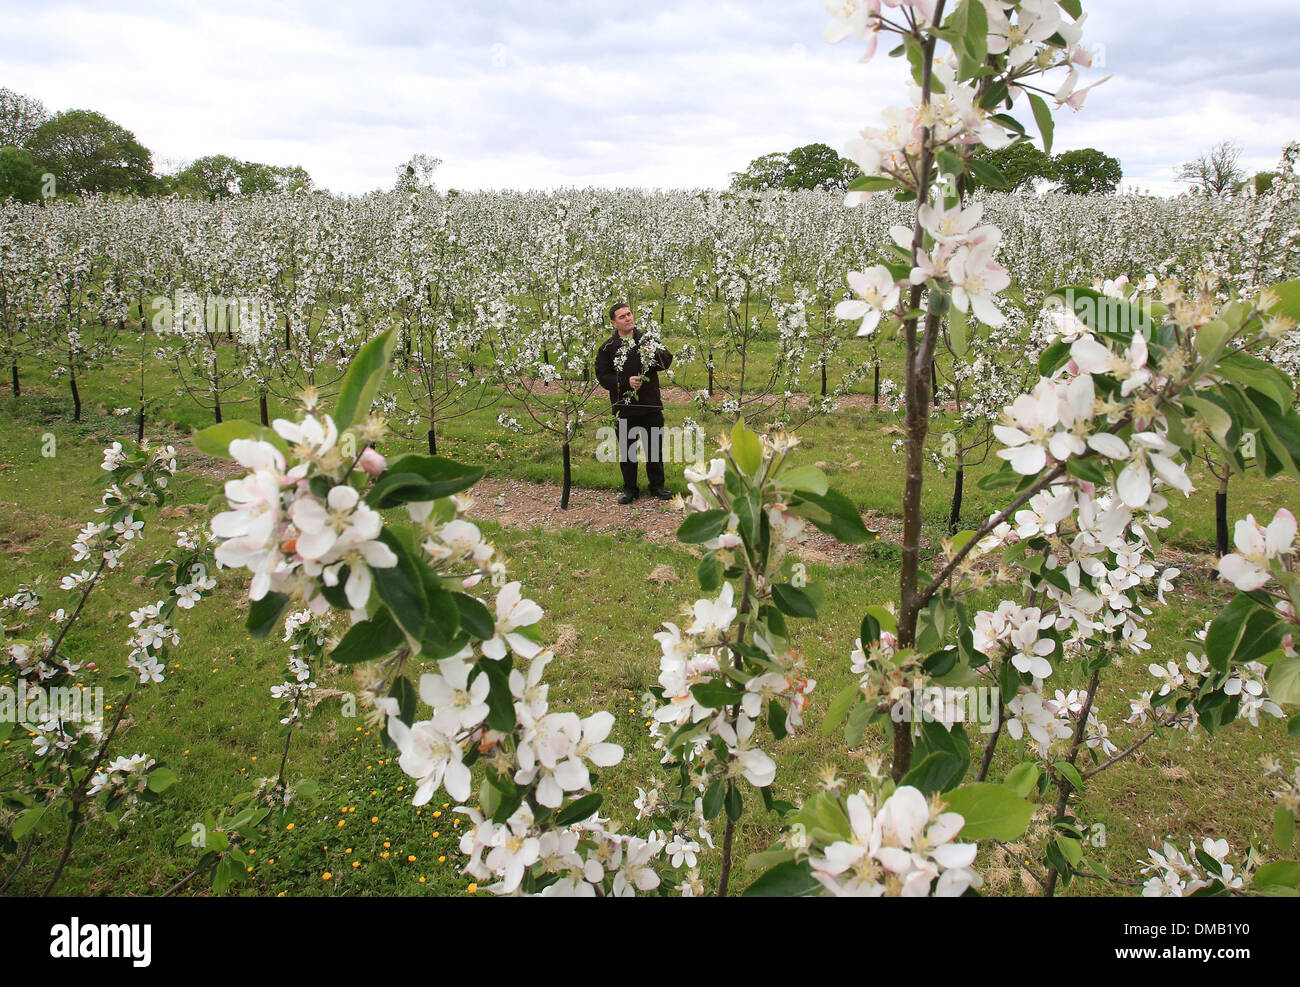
[2,0,1296,196]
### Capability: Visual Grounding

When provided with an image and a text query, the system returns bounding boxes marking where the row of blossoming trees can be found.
[167,0,1300,897]
[3,0,1300,896]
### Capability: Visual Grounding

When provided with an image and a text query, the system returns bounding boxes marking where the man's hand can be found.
[629,375,643,389]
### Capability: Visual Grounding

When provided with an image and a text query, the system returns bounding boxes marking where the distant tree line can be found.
[0,85,314,202]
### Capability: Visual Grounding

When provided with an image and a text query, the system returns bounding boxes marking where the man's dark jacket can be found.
[594,330,673,418]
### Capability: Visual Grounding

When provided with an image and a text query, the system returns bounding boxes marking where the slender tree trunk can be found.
[560,441,572,510]
[213,391,223,424]
[707,364,714,397]
[136,407,145,443]
[931,359,938,392]
[948,467,964,535]
[259,392,269,427]
[427,425,437,456]
[70,367,81,422]
[873,361,880,405]
[821,363,828,397]
[1213,475,1229,578]
[10,361,18,398]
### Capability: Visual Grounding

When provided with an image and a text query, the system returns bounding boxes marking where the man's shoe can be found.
[617,489,638,505]
[650,486,673,500]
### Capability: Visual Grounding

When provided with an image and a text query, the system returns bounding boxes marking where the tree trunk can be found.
[213,392,223,424]
[427,426,437,456]
[259,392,269,427]
[873,361,880,405]
[707,365,714,397]
[931,359,938,392]
[560,441,572,510]
[948,467,964,534]
[136,407,145,443]
[821,363,828,397]
[11,361,18,398]
[1213,476,1229,577]
[70,368,81,422]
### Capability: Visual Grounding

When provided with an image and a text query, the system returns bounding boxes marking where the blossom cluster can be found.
[806,785,980,897]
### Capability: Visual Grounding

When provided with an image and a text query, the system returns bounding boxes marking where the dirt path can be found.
[460,476,897,566]
[178,444,1215,582]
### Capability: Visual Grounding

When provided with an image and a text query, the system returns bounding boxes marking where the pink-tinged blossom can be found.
[1219,509,1296,591]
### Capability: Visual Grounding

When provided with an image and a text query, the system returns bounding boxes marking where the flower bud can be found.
[359,447,387,477]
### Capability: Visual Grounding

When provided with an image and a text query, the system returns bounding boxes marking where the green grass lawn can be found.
[1,375,1296,896]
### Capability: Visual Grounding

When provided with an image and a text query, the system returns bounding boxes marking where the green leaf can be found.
[334,328,397,431]
[1193,319,1233,359]
[1003,762,1040,798]
[775,464,828,496]
[791,791,853,842]
[731,419,762,475]
[742,858,821,897]
[1055,834,1083,867]
[697,554,723,592]
[846,175,899,193]
[725,782,744,821]
[390,674,418,727]
[734,487,761,544]
[192,420,288,460]
[1253,861,1300,891]
[555,793,603,826]
[330,609,405,664]
[844,699,874,747]
[1058,0,1082,18]
[1206,594,1286,672]
[691,681,743,708]
[481,657,516,733]
[365,455,485,508]
[12,805,48,840]
[1269,657,1300,707]
[772,583,817,619]
[371,529,428,646]
[1028,92,1054,155]
[1054,761,1084,792]
[822,682,861,736]
[864,606,896,635]
[768,700,788,741]
[452,593,494,640]
[965,155,1009,191]
[901,752,967,795]
[702,779,724,820]
[146,765,178,794]
[1217,351,1295,414]
[794,488,871,543]
[677,509,729,544]
[942,783,1035,840]
[212,859,232,896]
[246,591,290,639]
[948,303,968,357]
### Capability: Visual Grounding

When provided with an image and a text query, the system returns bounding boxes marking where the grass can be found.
[1,351,1297,897]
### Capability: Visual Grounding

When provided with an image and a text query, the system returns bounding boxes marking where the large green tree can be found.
[237,161,311,195]
[731,143,857,192]
[969,141,1057,192]
[165,155,313,199]
[27,109,154,196]
[0,145,43,202]
[1052,147,1122,195]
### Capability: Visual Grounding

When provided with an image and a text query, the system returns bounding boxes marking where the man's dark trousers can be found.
[618,410,665,493]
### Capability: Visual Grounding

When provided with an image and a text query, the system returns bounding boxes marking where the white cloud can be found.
[0,0,1295,195]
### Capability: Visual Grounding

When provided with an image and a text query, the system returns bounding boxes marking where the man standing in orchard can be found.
[595,302,674,504]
